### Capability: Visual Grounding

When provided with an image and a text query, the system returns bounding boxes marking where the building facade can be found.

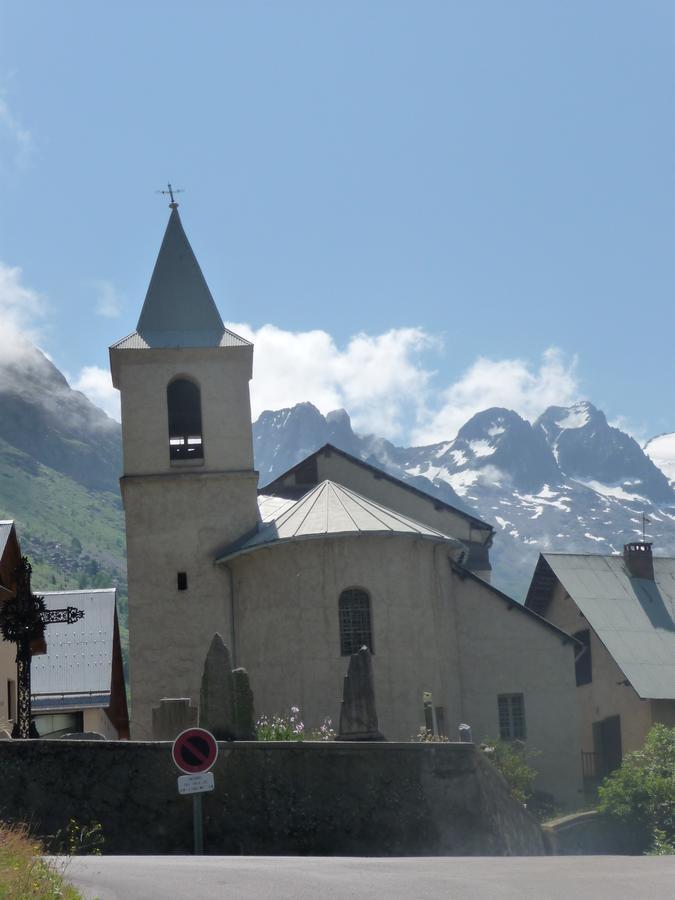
[111,203,584,807]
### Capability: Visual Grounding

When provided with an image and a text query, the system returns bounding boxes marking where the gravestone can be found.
[459,723,473,743]
[152,698,198,740]
[232,668,256,740]
[199,633,236,740]
[336,646,385,741]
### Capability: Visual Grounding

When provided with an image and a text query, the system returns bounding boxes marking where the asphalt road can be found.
[57,855,675,900]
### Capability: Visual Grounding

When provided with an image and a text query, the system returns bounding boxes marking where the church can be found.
[110,200,583,807]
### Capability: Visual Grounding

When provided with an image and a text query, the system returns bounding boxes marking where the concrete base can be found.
[0,740,545,856]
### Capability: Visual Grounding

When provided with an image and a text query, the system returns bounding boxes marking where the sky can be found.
[1,1,674,446]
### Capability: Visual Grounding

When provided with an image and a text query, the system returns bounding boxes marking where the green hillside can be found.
[0,437,128,651]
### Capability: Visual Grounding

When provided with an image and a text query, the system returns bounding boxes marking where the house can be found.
[110,200,584,806]
[525,543,675,786]
[0,521,129,739]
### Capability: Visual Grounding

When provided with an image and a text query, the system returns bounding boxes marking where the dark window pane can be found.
[339,588,373,656]
[167,379,204,460]
[498,693,526,740]
[574,629,592,686]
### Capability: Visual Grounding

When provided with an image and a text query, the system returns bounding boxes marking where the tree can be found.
[598,724,675,853]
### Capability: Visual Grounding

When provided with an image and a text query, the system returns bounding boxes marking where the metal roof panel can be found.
[542,553,675,699]
[31,589,116,709]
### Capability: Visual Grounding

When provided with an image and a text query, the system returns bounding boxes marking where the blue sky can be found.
[1,2,674,444]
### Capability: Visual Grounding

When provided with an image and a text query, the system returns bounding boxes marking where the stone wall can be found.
[0,740,545,856]
[542,810,644,856]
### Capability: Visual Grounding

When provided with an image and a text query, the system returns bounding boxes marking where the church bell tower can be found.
[110,198,258,738]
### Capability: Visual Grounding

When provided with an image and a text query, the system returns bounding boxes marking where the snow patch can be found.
[584,532,605,543]
[576,478,646,503]
[450,449,467,466]
[468,440,495,458]
[555,404,590,430]
[488,425,505,437]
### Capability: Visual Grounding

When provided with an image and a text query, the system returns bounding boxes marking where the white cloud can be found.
[70,366,120,421]
[411,347,580,444]
[0,261,46,362]
[94,280,123,318]
[227,322,436,440]
[0,93,33,170]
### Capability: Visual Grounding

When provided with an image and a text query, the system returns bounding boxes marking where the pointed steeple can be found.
[136,206,226,348]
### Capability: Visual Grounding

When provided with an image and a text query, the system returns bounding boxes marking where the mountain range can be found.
[1,341,674,627]
[254,400,675,598]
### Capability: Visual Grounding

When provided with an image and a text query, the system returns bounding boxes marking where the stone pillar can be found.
[232,668,256,740]
[151,698,198,741]
[199,633,236,740]
[336,646,385,741]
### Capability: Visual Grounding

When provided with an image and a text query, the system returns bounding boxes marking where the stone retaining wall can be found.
[0,740,545,856]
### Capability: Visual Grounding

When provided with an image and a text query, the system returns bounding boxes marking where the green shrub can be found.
[256,706,305,741]
[480,739,538,807]
[598,724,675,853]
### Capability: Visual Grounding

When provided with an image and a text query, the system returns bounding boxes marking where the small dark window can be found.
[574,629,592,686]
[339,588,373,656]
[498,693,526,740]
[167,378,204,461]
[177,572,188,591]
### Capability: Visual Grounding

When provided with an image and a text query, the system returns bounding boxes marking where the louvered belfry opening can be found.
[167,378,204,460]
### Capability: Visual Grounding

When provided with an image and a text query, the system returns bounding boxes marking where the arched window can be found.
[167,378,204,460]
[339,588,373,656]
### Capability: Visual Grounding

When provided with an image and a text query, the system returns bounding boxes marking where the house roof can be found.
[261,443,493,536]
[217,479,466,563]
[526,552,675,700]
[0,520,14,560]
[450,560,579,646]
[118,206,235,350]
[31,588,117,712]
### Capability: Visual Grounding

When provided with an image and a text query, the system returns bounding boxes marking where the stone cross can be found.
[336,646,385,741]
[0,557,84,739]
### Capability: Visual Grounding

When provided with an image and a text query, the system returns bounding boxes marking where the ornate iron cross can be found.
[0,557,84,739]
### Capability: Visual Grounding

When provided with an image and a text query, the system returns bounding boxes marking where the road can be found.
[57,854,675,900]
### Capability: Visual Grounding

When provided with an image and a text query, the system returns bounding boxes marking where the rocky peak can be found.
[535,402,674,504]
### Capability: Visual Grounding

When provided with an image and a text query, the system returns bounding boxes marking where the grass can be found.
[0,822,81,899]
[0,436,129,658]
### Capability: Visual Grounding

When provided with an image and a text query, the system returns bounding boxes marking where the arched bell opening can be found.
[167,377,204,461]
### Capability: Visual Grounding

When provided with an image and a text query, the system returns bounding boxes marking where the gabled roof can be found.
[261,443,493,535]
[450,560,579,646]
[31,589,117,711]
[117,206,238,350]
[217,479,465,564]
[525,553,675,700]
[0,520,15,561]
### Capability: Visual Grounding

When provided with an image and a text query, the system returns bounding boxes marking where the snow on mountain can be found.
[535,401,673,504]
[644,433,675,485]
[253,400,675,600]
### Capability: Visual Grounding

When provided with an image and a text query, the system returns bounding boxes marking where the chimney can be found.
[623,542,654,580]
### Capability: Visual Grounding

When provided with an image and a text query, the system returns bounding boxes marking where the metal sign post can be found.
[172,728,218,856]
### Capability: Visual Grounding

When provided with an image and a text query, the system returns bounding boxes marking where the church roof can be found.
[31,588,117,712]
[121,205,242,349]
[217,480,465,563]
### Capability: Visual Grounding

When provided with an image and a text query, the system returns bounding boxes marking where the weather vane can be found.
[157,182,184,208]
[641,512,651,543]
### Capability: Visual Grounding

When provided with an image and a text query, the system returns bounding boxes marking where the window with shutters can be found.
[339,588,373,656]
[498,693,526,740]
[573,629,592,686]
